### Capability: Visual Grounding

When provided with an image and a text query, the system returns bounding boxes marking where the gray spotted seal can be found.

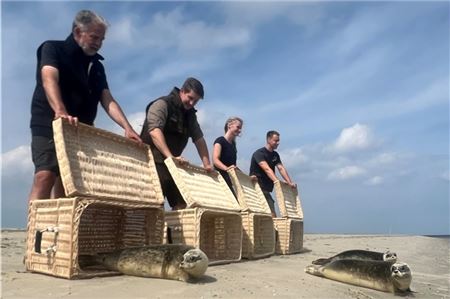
[312,249,397,265]
[305,260,412,293]
[86,244,208,282]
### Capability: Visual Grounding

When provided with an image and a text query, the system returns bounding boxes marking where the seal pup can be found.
[312,249,397,265]
[305,260,412,293]
[91,244,208,282]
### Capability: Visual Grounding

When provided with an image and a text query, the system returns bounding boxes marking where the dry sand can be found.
[1,230,449,299]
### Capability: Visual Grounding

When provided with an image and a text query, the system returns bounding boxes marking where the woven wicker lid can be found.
[273,181,303,219]
[164,157,241,211]
[52,118,164,205]
[227,168,271,215]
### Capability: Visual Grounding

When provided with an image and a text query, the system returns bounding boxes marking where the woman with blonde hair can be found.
[213,117,243,195]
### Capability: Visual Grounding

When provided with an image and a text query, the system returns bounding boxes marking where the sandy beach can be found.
[1,230,449,299]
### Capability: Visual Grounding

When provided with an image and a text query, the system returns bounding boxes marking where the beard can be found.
[81,45,97,56]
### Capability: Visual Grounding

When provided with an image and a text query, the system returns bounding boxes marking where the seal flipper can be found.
[312,258,331,265]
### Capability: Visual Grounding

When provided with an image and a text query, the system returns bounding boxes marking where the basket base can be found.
[25,197,164,279]
[274,218,303,255]
[165,208,243,265]
[241,212,275,259]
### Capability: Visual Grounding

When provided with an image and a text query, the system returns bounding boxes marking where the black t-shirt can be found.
[214,136,237,191]
[30,34,108,137]
[249,147,281,192]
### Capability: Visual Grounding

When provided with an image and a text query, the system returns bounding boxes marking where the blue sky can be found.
[1,1,449,234]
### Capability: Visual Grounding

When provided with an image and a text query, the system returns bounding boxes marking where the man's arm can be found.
[41,66,78,125]
[276,163,297,188]
[149,128,174,159]
[100,89,141,142]
[258,161,279,183]
[194,137,213,172]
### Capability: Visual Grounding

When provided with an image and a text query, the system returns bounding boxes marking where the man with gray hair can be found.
[29,10,141,201]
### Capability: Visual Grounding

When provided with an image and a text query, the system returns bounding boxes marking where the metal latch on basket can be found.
[34,227,59,254]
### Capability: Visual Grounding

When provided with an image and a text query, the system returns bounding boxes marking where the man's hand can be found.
[55,113,78,126]
[125,128,142,143]
[250,175,258,183]
[174,156,189,166]
[203,163,213,173]
[288,182,297,189]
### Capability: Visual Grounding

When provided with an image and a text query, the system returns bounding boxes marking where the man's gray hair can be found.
[72,10,109,32]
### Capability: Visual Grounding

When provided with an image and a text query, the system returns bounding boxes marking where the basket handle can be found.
[34,227,59,254]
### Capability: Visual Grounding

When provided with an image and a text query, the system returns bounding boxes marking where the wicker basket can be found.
[164,208,242,265]
[273,180,303,219]
[227,168,275,258]
[164,157,241,211]
[273,218,304,254]
[53,118,163,204]
[163,158,243,264]
[273,181,304,254]
[25,197,164,279]
[25,119,165,278]
[227,168,271,214]
[241,212,275,259]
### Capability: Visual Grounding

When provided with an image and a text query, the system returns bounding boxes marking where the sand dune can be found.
[2,230,449,299]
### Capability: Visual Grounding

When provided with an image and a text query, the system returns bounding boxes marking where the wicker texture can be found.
[241,212,275,259]
[53,118,163,204]
[227,168,271,214]
[273,181,303,219]
[273,218,304,255]
[164,208,242,265]
[25,197,164,279]
[164,157,241,211]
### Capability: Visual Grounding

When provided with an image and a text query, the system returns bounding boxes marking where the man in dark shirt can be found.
[29,10,141,202]
[140,77,212,210]
[250,130,296,217]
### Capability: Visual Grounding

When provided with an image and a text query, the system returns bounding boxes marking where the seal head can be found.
[180,248,209,278]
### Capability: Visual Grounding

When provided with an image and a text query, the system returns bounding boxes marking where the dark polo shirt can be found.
[250,147,282,192]
[30,34,108,137]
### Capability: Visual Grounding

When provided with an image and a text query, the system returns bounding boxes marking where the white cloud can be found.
[1,145,33,177]
[327,165,366,181]
[109,7,251,53]
[440,170,450,182]
[108,17,135,46]
[108,112,146,136]
[279,148,309,167]
[369,152,397,165]
[365,176,384,186]
[147,59,215,84]
[332,123,375,153]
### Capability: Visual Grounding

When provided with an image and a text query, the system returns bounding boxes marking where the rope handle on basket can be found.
[34,227,59,254]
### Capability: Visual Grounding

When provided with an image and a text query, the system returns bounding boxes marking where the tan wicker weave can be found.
[164,208,242,265]
[273,218,304,254]
[241,212,275,259]
[273,181,303,219]
[164,157,241,211]
[53,118,163,205]
[25,197,164,279]
[227,168,271,214]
